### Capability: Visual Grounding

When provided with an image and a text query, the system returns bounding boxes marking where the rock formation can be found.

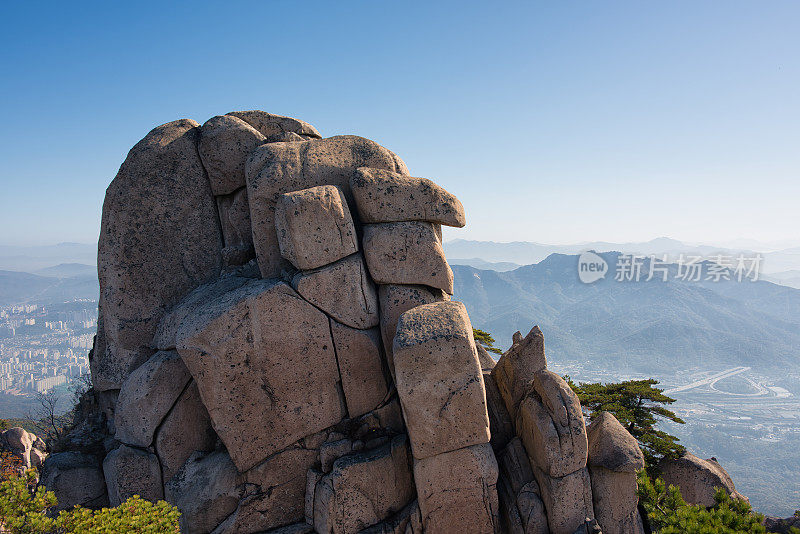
[43,110,652,534]
[658,452,749,508]
[1,427,47,471]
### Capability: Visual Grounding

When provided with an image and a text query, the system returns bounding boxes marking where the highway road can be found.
[664,366,751,394]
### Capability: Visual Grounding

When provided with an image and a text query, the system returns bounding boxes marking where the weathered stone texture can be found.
[97,119,222,391]
[393,301,490,459]
[313,436,415,534]
[227,110,321,142]
[377,284,448,380]
[114,350,191,447]
[330,321,388,418]
[413,443,499,534]
[533,466,594,534]
[165,451,242,534]
[350,167,465,227]
[199,115,266,196]
[215,444,318,533]
[154,381,217,482]
[516,370,588,478]
[176,280,344,472]
[40,452,108,511]
[292,254,378,329]
[103,445,163,506]
[275,185,358,271]
[362,222,453,294]
[491,326,547,417]
[659,452,747,507]
[246,136,408,278]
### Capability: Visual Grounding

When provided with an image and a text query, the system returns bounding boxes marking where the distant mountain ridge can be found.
[0,269,99,306]
[452,252,800,375]
[444,237,800,277]
[0,243,96,273]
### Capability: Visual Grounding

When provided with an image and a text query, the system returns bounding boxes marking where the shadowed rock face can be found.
[65,110,683,534]
[96,119,222,391]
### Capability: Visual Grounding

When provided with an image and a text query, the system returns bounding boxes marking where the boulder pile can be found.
[42,110,649,534]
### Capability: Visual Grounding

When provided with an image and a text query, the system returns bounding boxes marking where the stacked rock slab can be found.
[50,109,648,534]
[586,412,645,534]
[391,301,498,532]
[492,328,593,534]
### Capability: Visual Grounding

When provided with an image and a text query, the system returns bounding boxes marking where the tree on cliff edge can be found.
[566,377,686,473]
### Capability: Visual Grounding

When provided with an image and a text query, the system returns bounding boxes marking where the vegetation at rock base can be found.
[0,469,180,534]
[1,450,23,482]
[636,471,797,534]
[472,327,502,354]
[566,377,686,473]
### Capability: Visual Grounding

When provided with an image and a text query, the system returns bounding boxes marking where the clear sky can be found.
[1,1,798,247]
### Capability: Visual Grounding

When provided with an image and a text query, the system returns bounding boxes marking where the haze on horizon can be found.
[1,1,798,247]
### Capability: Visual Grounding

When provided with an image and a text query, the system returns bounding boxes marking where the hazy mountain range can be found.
[0,263,98,307]
[445,237,800,286]
[0,243,96,273]
[452,252,800,375]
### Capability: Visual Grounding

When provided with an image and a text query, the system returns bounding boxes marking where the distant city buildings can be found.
[0,300,94,394]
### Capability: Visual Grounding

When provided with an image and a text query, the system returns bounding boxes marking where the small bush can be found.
[637,470,767,533]
[0,469,180,534]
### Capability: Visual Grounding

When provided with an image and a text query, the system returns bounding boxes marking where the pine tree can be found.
[473,328,502,354]
[637,471,768,533]
[566,377,685,472]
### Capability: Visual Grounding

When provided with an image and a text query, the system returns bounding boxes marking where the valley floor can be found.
[554,362,800,516]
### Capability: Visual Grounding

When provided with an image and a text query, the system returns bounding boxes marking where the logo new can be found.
[578,251,608,284]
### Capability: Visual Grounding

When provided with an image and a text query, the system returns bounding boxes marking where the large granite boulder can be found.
[534,466,594,534]
[97,119,223,391]
[413,442,499,534]
[492,326,547,417]
[1,426,38,468]
[587,412,645,534]
[227,110,321,142]
[154,381,217,481]
[377,284,448,381]
[199,115,266,196]
[103,445,163,506]
[245,135,408,278]
[393,301,490,459]
[275,185,358,271]
[516,370,588,478]
[362,222,453,294]
[82,111,670,534]
[39,451,108,510]
[152,274,252,351]
[176,279,344,472]
[313,436,415,533]
[216,443,318,533]
[659,452,748,508]
[330,321,388,419]
[165,451,243,534]
[292,254,379,329]
[350,167,466,227]
[114,350,192,447]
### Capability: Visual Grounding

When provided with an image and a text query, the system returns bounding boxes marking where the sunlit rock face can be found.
[46,109,657,534]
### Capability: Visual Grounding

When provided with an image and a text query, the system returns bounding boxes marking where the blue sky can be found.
[1,1,798,246]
